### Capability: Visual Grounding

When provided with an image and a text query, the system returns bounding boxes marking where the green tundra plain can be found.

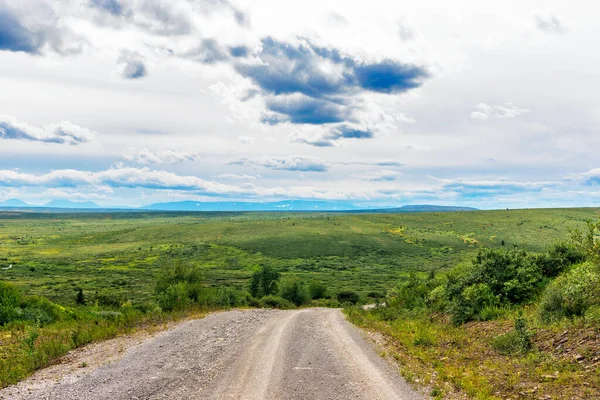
[1,208,599,399]
[1,208,595,304]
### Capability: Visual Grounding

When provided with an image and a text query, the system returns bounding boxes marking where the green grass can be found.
[1,207,599,391]
[1,208,597,306]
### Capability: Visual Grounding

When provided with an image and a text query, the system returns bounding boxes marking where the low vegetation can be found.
[1,208,599,395]
[346,220,600,399]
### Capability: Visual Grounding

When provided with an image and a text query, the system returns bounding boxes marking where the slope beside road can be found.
[0,308,424,400]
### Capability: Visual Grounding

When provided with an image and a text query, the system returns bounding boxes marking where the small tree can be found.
[75,287,86,306]
[249,265,280,298]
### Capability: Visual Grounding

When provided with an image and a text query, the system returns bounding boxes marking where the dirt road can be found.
[1,308,423,400]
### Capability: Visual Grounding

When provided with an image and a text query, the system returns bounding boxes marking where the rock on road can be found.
[1,308,424,400]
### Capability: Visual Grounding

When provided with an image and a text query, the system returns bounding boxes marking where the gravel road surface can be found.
[1,308,423,400]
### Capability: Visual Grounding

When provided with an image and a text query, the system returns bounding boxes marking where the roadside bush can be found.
[259,295,296,309]
[337,290,360,305]
[249,265,280,298]
[0,281,21,326]
[280,276,311,306]
[533,243,586,277]
[538,262,600,322]
[309,281,327,300]
[445,249,544,324]
[157,282,190,311]
[492,314,532,355]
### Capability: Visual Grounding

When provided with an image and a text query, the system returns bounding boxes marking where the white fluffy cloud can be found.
[124,149,201,165]
[470,103,531,120]
[0,115,94,145]
[228,156,329,172]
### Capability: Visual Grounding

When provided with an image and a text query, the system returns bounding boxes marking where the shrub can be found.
[0,281,21,326]
[492,315,532,355]
[309,281,327,300]
[538,262,600,322]
[249,265,280,298]
[337,290,360,305]
[534,243,586,277]
[280,277,311,306]
[259,295,295,309]
[96,292,125,308]
[155,259,202,295]
[157,283,190,311]
[584,304,600,325]
[445,249,545,324]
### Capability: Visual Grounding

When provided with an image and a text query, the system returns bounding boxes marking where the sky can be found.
[0,0,598,209]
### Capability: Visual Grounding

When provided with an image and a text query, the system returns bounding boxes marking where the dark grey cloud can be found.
[0,4,84,55]
[0,7,43,53]
[264,96,347,125]
[232,37,428,137]
[229,45,249,58]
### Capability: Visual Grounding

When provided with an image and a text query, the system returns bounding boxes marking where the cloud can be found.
[470,102,531,120]
[437,177,557,198]
[124,148,200,165]
[185,38,229,64]
[236,37,427,99]
[535,13,567,34]
[90,0,123,16]
[230,36,428,139]
[263,95,347,125]
[570,168,600,186]
[290,123,373,147]
[361,169,403,182]
[216,173,257,181]
[238,135,255,144]
[228,156,328,172]
[0,3,84,55]
[229,45,249,58]
[0,6,42,53]
[118,51,148,79]
[0,115,94,145]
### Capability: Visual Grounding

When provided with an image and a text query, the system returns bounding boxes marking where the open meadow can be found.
[1,208,600,397]
[1,208,598,305]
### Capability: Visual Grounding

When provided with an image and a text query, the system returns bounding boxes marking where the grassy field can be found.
[1,208,598,306]
[1,208,599,394]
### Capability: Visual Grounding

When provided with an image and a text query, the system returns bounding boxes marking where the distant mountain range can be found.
[0,198,478,213]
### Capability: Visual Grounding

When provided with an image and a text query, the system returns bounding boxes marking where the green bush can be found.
[259,295,296,309]
[538,262,600,322]
[445,249,544,324]
[0,281,22,326]
[492,315,532,355]
[249,265,280,298]
[279,276,310,306]
[533,243,586,277]
[584,304,600,325]
[157,283,190,311]
[337,290,360,305]
[309,281,327,300]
